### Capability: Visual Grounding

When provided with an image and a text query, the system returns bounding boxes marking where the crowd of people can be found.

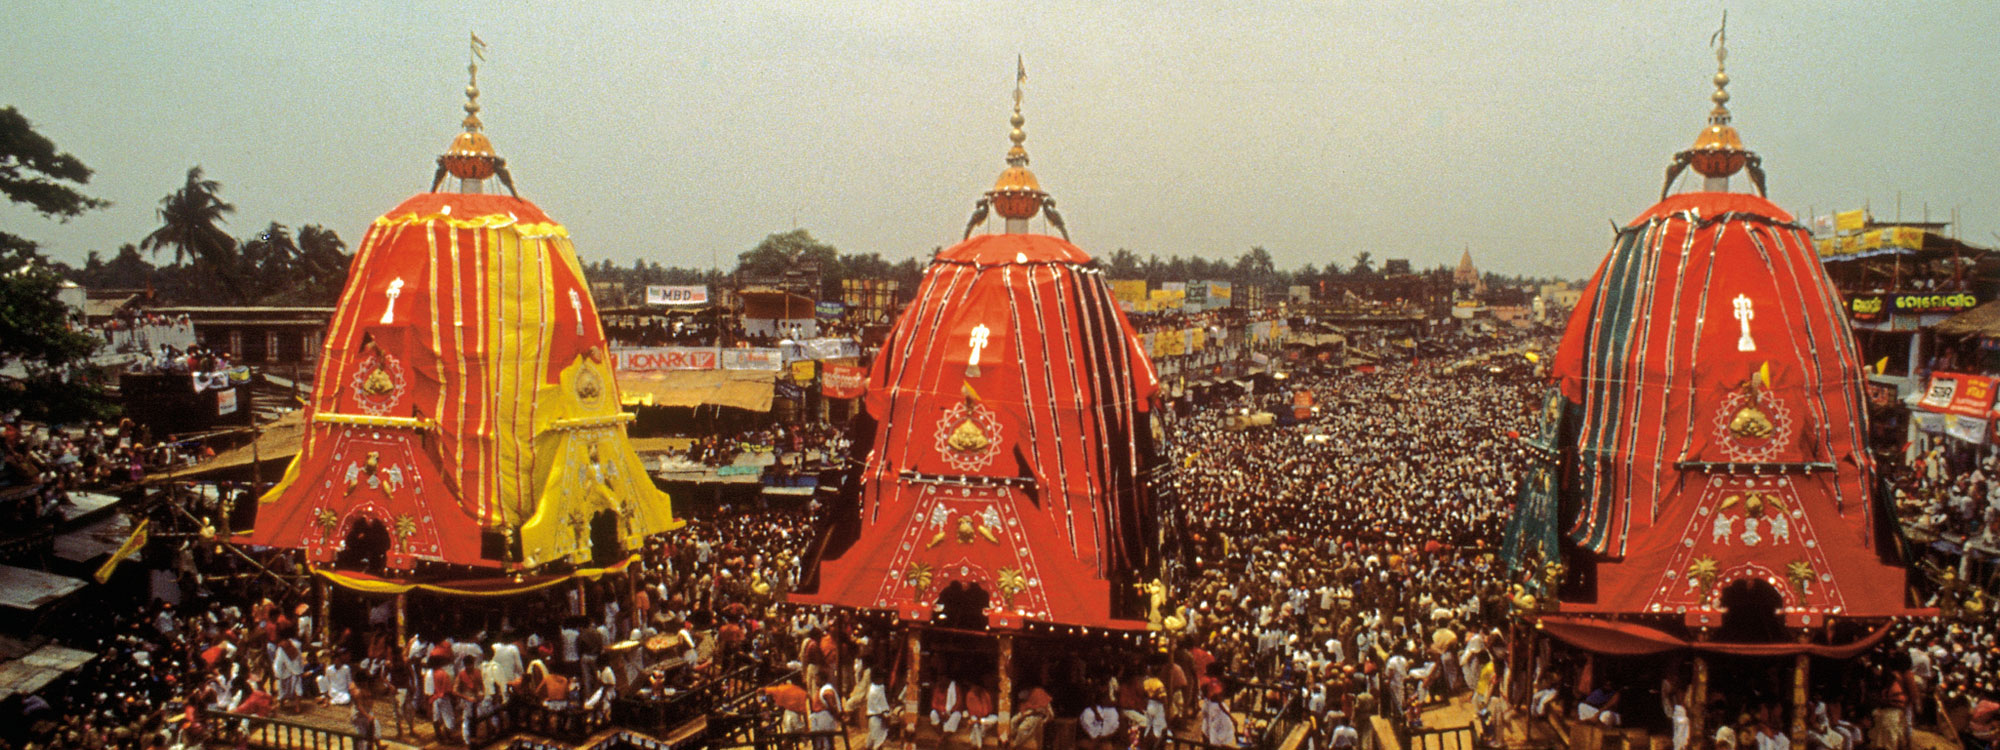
[3,326,1999,750]
[0,415,217,527]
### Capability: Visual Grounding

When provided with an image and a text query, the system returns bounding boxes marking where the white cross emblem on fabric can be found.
[380,278,404,325]
[1732,295,1756,352]
[966,324,990,377]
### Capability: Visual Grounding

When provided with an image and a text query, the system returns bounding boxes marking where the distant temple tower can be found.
[1453,247,1482,295]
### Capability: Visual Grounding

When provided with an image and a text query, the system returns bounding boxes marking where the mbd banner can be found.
[646,285,709,305]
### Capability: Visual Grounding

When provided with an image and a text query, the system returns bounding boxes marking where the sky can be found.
[5,1,1997,281]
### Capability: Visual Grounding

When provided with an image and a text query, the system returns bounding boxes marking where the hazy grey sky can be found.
[6,1,1996,280]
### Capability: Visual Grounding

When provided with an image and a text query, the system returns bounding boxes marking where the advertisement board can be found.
[614,347,719,372]
[720,348,783,371]
[822,363,867,398]
[645,285,710,305]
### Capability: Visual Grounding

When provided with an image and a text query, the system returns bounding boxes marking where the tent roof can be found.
[618,369,776,412]
[1931,300,2000,338]
[146,410,305,484]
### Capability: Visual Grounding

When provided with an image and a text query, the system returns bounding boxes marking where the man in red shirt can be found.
[1967,683,1999,750]
[430,659,458,742]
[964,683,999,746]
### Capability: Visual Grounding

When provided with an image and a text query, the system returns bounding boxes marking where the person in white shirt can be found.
[1081,692,1122,750]
[490,636,523,698]
[317,653,354,706]
[1202,694,1238,747]
[931,679,965,734]
[864,674,893,750]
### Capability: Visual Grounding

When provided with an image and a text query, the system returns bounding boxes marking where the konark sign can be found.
[1845,292,1978,321]
[614,347,718,371]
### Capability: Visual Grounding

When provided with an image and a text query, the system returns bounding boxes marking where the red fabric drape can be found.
[1538,615,1896,658]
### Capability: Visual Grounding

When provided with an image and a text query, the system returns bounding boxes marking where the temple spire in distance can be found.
[1662,12,1766,199]
[432,32,519,197]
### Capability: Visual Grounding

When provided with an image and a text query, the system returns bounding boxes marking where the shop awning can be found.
[0,565,88,613]
[145,410,306,484]
[618,369,776,412]
[1932,300,2000,338]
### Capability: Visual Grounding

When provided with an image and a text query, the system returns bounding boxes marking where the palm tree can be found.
[142,167,243,301]
[294,224,350,304]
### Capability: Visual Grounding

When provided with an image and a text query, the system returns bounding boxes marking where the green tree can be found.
[240,221,301,301]
[1104,248,1143,278]
[143,166,245,301]
[1234,246,1278,288]
[0,106,112,422]
[736,229,838,279]
[292,224,351,304]
[1350,251,1375,277]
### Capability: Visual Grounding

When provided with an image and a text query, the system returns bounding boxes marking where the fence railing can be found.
[203,708,372,750]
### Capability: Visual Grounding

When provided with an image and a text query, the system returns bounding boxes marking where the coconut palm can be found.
[142,166,244,301]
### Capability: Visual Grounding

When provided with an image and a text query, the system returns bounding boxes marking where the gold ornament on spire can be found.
[433,32,519,196]
[1662,12,1766,198]
[988,55,1045,221]
[962,56,1069,240]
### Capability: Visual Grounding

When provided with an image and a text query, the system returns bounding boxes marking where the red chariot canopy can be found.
[1549,192,1917,623]
[247,193,679,573]
[793,233,1169,631]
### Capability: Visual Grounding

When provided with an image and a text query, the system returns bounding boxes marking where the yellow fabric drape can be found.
[311,554,636,596]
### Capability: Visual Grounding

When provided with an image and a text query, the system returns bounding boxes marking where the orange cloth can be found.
[764,684,810,714]
[539,673,570,703]
[965,686,995,718]
[1019,687,1053,713]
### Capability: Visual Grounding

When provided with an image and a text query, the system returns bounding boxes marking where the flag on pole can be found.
[471,31,488,60]
[1835,210,1868,232]
[94,519,149,584]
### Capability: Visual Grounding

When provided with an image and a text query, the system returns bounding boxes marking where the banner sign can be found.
[1816,227,1926,258]
[1948,414,1989,444]
[1110,280,1149,311]
[791,360,817,383]
[782,337,861,363]
[616,347,719,372]
[1205,281,1233,310]
[216,388,238,415]
[815,301,845,319]
[1835,209,1868,232]
[1847,292,1978,321]
[720,348,783,371]
[646,285,709,305]
[822,363,867,398]
[1919,372,1995,418]
[1892,292,1979,315]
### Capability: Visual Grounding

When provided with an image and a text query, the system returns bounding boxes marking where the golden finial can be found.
[1661,11,1766,199]
[1007,54,1028,164]
[433,31,517,197]
[1708,12,1730,126]
[984,55,1046,225]
[463,31,487,132]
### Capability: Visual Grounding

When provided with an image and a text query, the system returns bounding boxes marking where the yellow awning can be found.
[618,370,776,412]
